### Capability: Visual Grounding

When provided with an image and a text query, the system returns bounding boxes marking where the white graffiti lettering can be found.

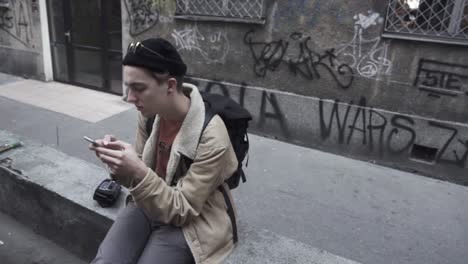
[171,23,230,64]
[336,10,392,79]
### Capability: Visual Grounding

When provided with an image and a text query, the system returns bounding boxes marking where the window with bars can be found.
[383,0,468,45]
[174,0,266,24]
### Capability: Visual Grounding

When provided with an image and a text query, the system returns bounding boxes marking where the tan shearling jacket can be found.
[129,83,238,264]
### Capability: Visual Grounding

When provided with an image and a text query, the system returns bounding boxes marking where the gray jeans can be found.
[91,203,195,264]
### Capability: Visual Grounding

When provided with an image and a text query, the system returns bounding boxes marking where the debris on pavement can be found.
[0,141,23,154]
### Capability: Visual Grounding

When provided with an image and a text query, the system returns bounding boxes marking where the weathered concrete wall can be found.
[0,0,44,79]
[121,0,468,185]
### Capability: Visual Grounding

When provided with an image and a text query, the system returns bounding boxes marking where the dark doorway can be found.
[47,0,122,95]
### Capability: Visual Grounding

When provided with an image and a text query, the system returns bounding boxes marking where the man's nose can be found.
[126,89,136,103]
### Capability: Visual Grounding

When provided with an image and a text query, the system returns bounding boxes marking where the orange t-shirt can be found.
[155,118,183,180]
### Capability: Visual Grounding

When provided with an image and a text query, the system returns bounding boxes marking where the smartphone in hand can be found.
[83,136,99,146]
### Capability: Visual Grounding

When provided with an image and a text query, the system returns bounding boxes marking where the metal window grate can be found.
[0,0,9,8]
[384,0,468,43]
[176,0,265,19]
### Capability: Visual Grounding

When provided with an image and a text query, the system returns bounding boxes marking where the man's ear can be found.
[166,78,178,94]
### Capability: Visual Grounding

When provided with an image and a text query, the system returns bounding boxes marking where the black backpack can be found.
[145,91,252,189]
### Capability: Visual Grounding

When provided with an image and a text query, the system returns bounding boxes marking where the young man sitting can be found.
[90,38,238,264]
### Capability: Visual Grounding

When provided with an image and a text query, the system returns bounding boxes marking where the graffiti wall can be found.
[122,0,468,185]
[188,77,468,185]
[0,0,43,78]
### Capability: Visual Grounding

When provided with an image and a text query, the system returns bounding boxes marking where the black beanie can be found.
[122,38,187,76]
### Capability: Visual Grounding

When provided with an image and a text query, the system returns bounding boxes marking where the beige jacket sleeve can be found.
[134,113,149,157]
[129,119,238,227]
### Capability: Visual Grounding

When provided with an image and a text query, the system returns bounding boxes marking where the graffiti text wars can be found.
[319,98,467,167]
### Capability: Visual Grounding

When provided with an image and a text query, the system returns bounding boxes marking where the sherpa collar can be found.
[141,83,205,185]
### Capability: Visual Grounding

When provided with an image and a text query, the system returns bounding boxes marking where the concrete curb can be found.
[0,168,109,261]
[0,130,125,261]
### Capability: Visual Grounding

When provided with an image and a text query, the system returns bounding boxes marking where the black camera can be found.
[93,179,121,207]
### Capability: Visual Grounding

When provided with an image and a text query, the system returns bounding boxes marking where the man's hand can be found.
[91,139,148,187]
[89,135,119,158]
[94,134,118,148]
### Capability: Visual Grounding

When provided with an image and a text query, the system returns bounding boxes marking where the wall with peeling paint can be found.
[123,0,468,185]
[0,0,44,79]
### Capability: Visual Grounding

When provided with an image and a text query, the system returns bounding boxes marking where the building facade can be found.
[1,0,468,185]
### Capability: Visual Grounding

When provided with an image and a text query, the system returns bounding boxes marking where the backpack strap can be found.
[181,155,238,243]
[218,184,238,243]
[180,108,238,244]
[203,108,216,132]
[146,116,156,137]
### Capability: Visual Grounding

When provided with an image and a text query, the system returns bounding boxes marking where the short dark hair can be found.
[152,71,184,92]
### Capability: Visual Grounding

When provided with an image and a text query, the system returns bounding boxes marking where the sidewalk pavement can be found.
[0,73,467,264]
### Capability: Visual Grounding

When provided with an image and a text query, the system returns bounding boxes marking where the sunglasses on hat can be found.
[127,42,165,59]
